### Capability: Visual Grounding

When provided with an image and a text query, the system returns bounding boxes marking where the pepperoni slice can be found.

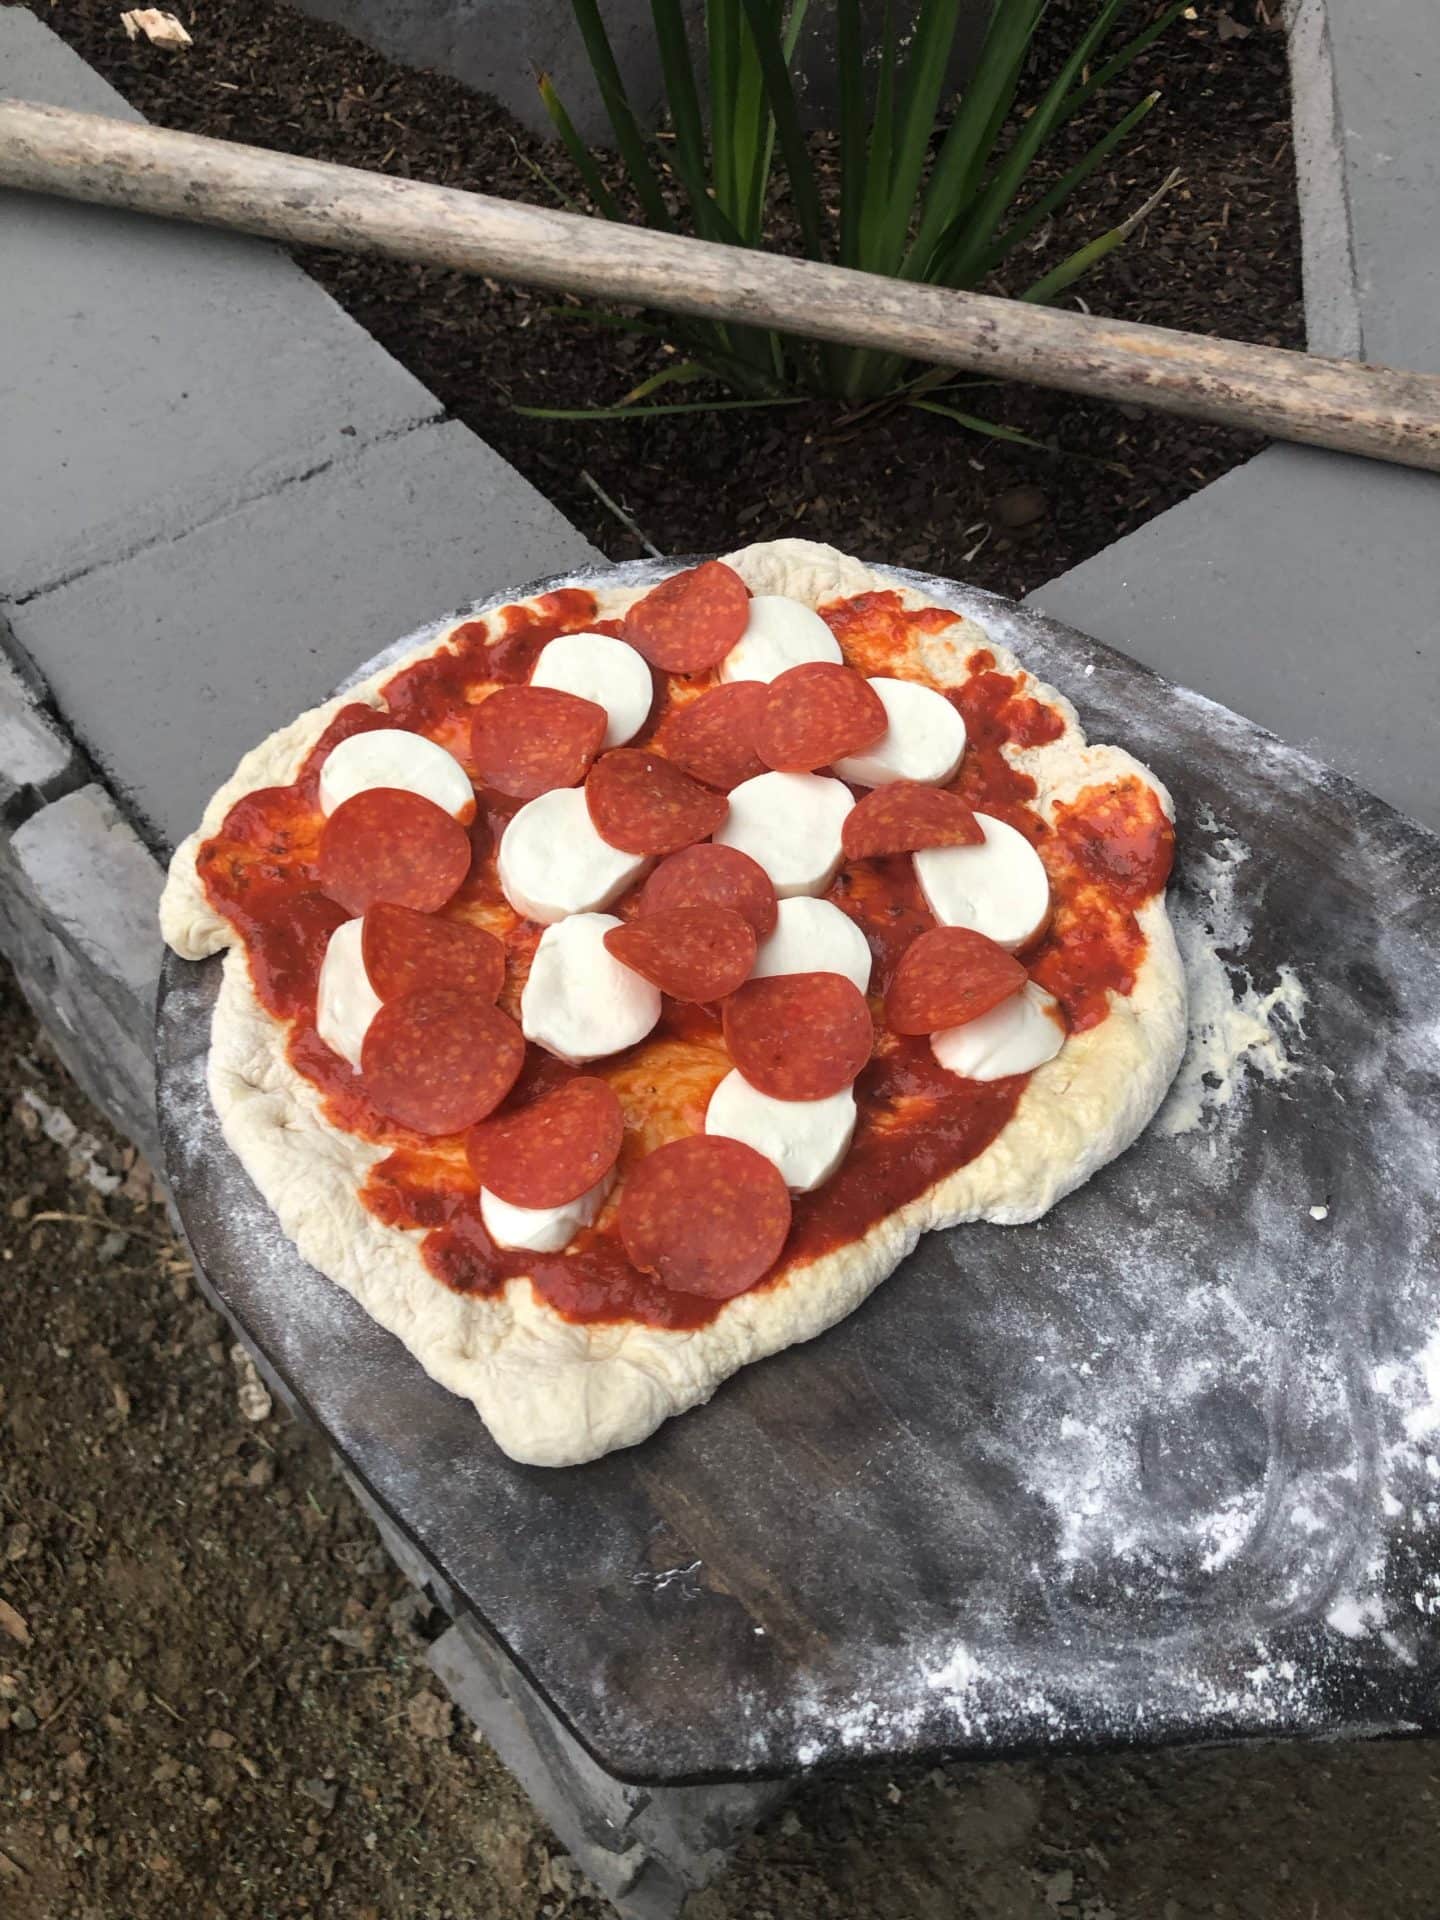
[755,663,888,773]
[361,990,524,1136]
[841,782,985,860]
[622,561,750,673]
[618,1136,791,1299]
[658,681,768,790]
[467,1076,624,1208]
[586,749,728,856]
[885,926,1027,1036]
[361,902,506,1003]
[470,685,607,799]
[318,789,471,916]
[640,843,778,939]
[604,907,756,1003]
[722,972,873,1100]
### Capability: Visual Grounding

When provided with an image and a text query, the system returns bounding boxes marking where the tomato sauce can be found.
[195,583,1172,1332]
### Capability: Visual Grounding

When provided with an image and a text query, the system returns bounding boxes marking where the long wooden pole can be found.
[4,98,1439,472]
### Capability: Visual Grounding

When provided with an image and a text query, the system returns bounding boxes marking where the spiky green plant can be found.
[528,0,1185,432]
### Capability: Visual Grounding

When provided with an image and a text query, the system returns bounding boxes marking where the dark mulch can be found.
[37,0,1301,597]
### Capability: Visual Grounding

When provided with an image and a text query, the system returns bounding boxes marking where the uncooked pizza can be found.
[160,540,1186,1465]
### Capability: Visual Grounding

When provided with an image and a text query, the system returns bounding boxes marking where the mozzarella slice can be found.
[931,981,1065,1082]
[706,1070,857,1194]
[480,1168,614,1254]
[714,770,853,899]
[319,727,473,820]
[529,632,654,749]
[751,895,872,993]
[832,677,966,788]
[522,912,662,1063]
[315,918,382,1068]
[720,595,842,685]
[498,787,649,925]
[913,811,1050,951]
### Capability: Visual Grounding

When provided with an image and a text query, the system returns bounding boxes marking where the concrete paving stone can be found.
[0,635,78,811]
[1027,445,1440,837]
[10,783,165,1015]
[0,828,159,1163]
[1322,0,1440,374]
[0,7,442,602]
[7,419,602,851]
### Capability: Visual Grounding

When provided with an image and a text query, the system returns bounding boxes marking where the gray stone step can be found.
[1028,444,1440,837]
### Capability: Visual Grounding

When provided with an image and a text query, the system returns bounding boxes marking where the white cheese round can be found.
[498,787,649,925]
[713,770,853,899]
[931,980,1065,1082]
[832,677,967,788]
[529,632,654,749]
[720,595,842,684]
[705,1070,857,1194]
[521,912,662,1063]
[315,918,382,1069]
[750,895,872,994]
[480,1168,615,1253]
[913,811,1050,951]
[319,727,473,820]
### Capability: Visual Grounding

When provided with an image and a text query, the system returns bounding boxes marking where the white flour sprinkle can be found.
[1158,811,1308,1138]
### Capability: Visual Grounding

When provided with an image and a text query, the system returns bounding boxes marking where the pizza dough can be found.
[160,539,1187,1467]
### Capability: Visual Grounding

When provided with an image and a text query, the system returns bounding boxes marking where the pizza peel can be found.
[157,559,1440,1785]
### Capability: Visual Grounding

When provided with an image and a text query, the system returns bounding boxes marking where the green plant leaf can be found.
[982,90,1160,276]
[900,0,1046,283]
[621,358,714,402]
[835,0,866,269]
[537,74,625,221]
[872,0,962,277]
[707,0,741,216]
[855,4,898,268]
[1021,166,1182,305]
[739,0,829,258]
[651,0,739,243]
[1056,0,1191,127]
[567,0,675,229]
[937,0,1139,290]
[514,395,808,421]
[908,397,1050,450]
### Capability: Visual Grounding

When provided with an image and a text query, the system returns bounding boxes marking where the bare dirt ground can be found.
[5,955,1440,1918]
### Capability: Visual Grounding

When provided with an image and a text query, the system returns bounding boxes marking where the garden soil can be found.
[39,0,1304,599]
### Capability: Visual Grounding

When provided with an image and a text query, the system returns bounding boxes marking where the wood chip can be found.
[230,1344,273,1423]
[0,1598,30,1647]
[121,10,194,47]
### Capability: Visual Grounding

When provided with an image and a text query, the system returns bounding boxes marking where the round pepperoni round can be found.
[470,684,608,799]
[658,681,768,790]
[618,1135,791,1299]
[586,749,728,856]
[468,1076,624,1208]
[722,972,873,1101]
[604,907,756,1003]
[755,662,887,773]
[622,560,750,673]
[318,789,471,917]
[885,926,1027,1036]
[361,902,506,1003]
[361,990,525,1136]
[639,843,778,940]
[842,782,984,860]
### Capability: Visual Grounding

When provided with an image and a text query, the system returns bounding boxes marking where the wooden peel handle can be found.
[3,99,1439,472]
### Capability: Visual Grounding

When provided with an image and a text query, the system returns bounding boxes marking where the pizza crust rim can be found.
[160,539,1188,1467]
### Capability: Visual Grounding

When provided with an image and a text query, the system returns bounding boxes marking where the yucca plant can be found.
[529,0,1185,433]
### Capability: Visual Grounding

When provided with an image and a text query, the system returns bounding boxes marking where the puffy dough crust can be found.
[162,539,1188,1466]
